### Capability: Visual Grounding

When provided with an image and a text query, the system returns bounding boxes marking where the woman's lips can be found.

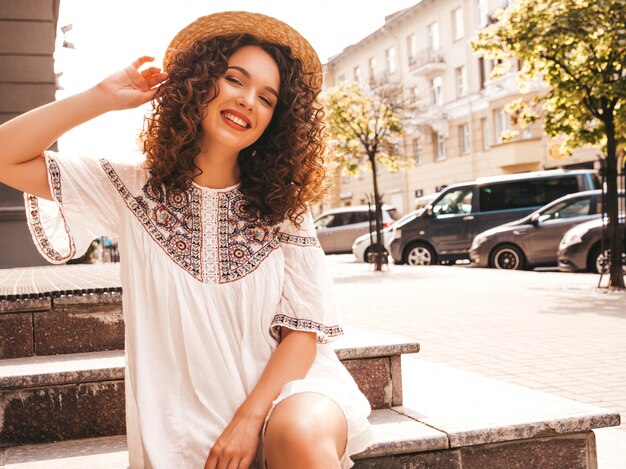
[221,110,252,131]
[221,112,249,131]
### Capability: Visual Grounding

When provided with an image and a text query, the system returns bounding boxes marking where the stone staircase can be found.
[0,264,621,468]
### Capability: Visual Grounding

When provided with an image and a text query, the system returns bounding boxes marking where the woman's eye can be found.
[226,76,242,85]
[260,97,273,107]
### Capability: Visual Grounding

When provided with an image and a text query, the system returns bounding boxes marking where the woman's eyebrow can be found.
[227,66,279,99]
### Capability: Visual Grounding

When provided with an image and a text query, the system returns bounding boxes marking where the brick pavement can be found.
[326,254,626,469]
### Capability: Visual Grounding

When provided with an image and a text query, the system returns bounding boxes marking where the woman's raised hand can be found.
[95,56,168,111]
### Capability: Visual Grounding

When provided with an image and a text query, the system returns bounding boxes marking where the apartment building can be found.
[322,0,598,215]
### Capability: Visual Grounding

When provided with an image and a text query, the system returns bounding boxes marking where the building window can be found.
[409,85,418,102]
[481,117,491,149]
[494,107,510,143]
[386,46,396,74]
[459,124,470,154]
[412,138,421,163]
[338,74,346,85]
[456,66,468,97]
[428,22,440,52]
[407,33,417,64]
[477,0,489,28]
[432,76,443,105]
[353,66,361,83]
[452,7,464,40]
[478,57,486,89]
[434,132,446,160]
[368,57,376,81]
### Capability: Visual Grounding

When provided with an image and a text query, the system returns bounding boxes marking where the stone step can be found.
[0,328,419,446]
[0,377,620,469]
[0,408,444,468]
[1,291,124,359]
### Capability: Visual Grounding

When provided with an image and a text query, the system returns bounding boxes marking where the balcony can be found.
[490,136,542,170]
[409,48,446,77]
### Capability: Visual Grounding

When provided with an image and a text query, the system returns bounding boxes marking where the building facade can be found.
[0,0,60,267]
[322,0,598,215]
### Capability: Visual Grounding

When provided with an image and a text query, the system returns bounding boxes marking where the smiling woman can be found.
[141,32,328,226]
[0,10,375,469]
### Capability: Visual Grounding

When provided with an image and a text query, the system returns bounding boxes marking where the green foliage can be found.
[323,82,414,176]
[472,0,626,155]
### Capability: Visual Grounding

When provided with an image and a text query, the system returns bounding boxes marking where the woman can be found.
[0,11,375,469]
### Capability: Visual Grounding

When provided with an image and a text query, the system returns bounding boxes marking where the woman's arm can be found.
[0,56,167,200]
[204,328,317,469]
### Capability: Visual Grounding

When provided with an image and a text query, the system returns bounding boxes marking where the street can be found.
[327,255,626,469]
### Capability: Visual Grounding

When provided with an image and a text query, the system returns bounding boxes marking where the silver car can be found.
[314,205,400,254]
[352,209,424,262]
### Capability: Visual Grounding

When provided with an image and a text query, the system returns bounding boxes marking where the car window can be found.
[315,215,335,229]
[433,188,473,216]
[479,176,580,212]
[542,197,592,220]
[353,212,371,224]
[387,208,402,220]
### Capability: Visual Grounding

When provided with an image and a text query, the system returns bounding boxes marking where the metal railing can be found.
[598,156,626,282]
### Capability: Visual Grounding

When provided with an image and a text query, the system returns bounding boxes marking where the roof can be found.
[316,204,395,215]
[447,169,598,188]
[325,0,428,64]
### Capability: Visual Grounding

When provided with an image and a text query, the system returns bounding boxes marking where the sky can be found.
[55,0,420,156]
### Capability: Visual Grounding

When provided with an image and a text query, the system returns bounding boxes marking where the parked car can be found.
[314,204,401,254]
[469,190,618,270]
[352,209,425,262]
[558,216,626,274]
[390,169,600,265]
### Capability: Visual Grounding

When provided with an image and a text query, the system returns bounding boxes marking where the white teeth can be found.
[222,112,249,128]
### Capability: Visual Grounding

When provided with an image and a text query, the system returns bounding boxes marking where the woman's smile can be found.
[220,110,251,130]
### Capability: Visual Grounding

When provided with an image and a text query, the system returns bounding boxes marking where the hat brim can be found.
[164,11,322,93]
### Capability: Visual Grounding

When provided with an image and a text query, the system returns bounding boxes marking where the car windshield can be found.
[540,197,592,220]
[432,188,473,216]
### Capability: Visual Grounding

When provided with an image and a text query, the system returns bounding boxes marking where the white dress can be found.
[25,150,376,469]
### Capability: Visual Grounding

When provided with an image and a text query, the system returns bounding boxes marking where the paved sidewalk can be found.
[326,255,626,469]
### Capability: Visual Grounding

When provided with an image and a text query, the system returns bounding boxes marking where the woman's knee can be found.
[263,393,347,458]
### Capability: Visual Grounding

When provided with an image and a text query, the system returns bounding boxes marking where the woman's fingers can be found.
[145,72,168,89]
[131,56,155,69]
[140,67,161,78]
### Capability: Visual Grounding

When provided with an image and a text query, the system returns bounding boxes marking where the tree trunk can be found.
[369,152,385,272]
[604,119,625,289]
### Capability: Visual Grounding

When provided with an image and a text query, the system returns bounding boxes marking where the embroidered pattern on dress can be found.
[101,160,283,284]
[25,154,76,262]
[270,314,344,344]
[217,190,281,283]
[277,232,321,248]
[101,159,204,281]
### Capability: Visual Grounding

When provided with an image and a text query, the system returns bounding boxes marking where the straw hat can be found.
[163,11,322,92]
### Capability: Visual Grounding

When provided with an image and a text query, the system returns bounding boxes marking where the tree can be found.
[324,81,417,271]
[473,0,626,289]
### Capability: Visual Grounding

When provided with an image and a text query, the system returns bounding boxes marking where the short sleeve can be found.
[24,149,144,263]
[270,207,344,345]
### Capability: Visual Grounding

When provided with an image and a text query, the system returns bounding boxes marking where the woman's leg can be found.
[263,392,348,469]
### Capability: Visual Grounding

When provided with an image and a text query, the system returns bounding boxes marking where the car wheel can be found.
[404,243,437,266]
[364,246,389,263]
[490,245,526,270]
[590,246,626,274]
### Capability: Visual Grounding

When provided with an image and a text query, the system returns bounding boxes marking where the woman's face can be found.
[200,45,281,153]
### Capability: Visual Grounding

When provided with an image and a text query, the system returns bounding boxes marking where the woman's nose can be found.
[236,93,254,110]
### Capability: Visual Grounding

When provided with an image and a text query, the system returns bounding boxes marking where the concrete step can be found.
[0,408,444,468]
[0,328,419,446]
[0,381,620,469]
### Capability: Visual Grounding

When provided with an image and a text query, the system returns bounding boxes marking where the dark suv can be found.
[390,169,600,265]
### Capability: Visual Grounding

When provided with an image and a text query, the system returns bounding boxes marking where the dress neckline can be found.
[191,180,241,193]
